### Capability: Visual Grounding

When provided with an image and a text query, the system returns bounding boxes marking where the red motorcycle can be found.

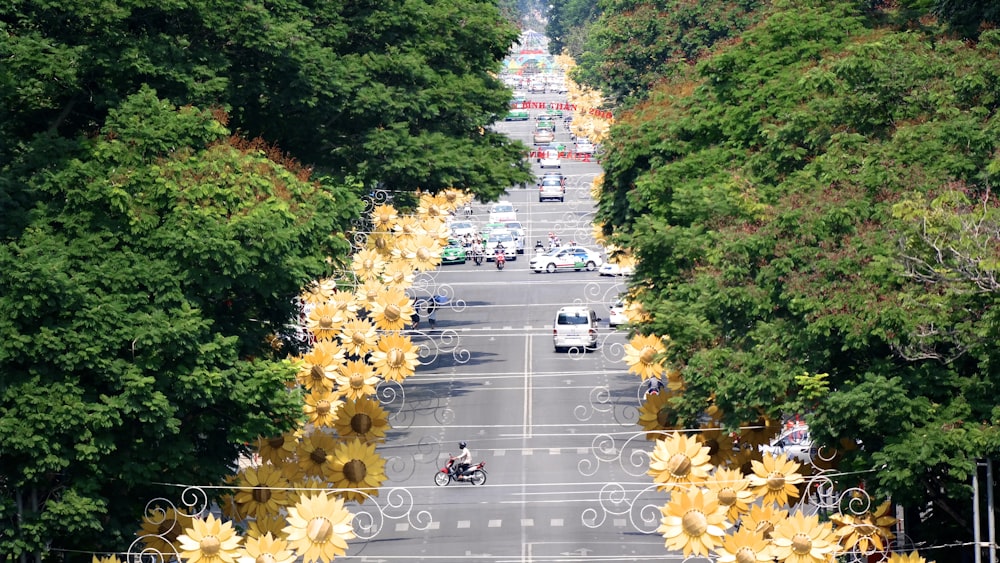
[434,458,487,486]
[495,251,506,270]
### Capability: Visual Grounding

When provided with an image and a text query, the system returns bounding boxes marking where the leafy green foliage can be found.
[597,0,1000,546]
[0,0,528,202]
[0,89,361,556]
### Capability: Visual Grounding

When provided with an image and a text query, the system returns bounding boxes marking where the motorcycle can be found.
[472,249,483,266]
[495,252,506,270]
[435,458,487,486]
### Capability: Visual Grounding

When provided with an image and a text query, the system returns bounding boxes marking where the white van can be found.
[553,306,600,352]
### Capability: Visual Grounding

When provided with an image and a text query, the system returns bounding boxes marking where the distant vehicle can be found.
[538,148,561,169]
[608,298,627,328]
[553,306,600,352]
[448,220,478,238]
[441,240,468,264]
[760,425,814,464]
[536,114,557,130]
[505,109,529,121]
[529,246,603,273]
[598,262,634,276]
[486,229,518,260]
[529,81,546,93]
[503,221,526,247]
[575,138,596,154]
[488,202,518,223]
[540,172,566,187]
[533,128,555,145]
[538,176,566,202]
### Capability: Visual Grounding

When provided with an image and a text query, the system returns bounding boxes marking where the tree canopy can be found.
[0,0,530,207]
[0,88,361,557]
[596,0,1000,553]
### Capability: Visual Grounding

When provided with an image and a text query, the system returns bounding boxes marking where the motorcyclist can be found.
[471,240,484,263]
[493,243,506,261]
[454,441,472,478]
[534,240,544,253]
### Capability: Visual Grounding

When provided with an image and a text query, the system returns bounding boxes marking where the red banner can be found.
[509,100,614,119]
[527,150,598,162]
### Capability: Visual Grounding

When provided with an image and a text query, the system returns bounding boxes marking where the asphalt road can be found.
[352,90,681,562]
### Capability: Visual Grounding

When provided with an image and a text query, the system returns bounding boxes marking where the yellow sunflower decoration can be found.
[637,389,682,440]
[370,332,420,382]
[303,389,342,428]
[300,278,339,307]
[742,502,789,539]
[657,487,730,557]
[177,513,242,563]
[334,397,391,443]
[716,527,773,563]
[394,233,442,271]
[623,299,650,324]
[831,500,897,553]
[420,217,451,245]
[887,551,933,563]
[392,215,423,242]
[137,506,194,556]
[770,510,838,563]
[338,319,378,358]
[283,492,356,563]
[326,291,359,325]
[296,430,340,479]
[623,334,667,380]
[370,204,399,234]
[353,279,385,312]
[334,360,380,401]
[234,464,292,520]
[380,260,415,291]
[92,556,120,563]
[306,303,348,341]
[350,249,386,282]
[738,415,783,448]
[328,438,388,503]
[647,432,713,491]
[252,431,299,466]
[296,341,346,393]
[697,427,739,468]
[370,287,415,331]
[703,467,755,522]
[245,514,288,540]
[238,532,296,563]
[748,452,805,506]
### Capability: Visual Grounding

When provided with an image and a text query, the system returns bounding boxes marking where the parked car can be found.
[486,229,518,260]
[608,298,628,328]
[529,246,604,273]
[553,306,600,352]
[538,175,566,202]
[598,262,634,276]
[533,128,555,145]
[441,240,468,264]
[488,201,518,223]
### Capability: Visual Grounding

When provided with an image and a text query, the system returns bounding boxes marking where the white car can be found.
[598,262,635,276]
[488,201,518,223]
[761,425,815,463]
[608,299,628,328]
[538,147,561,169]
[503,221,526,253]
[529,246,604,273]
[575,138,596,154]
[553,306,600,352]
[448,220,478,239]
[485,229,518,260]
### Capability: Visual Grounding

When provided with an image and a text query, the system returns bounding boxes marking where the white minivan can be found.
[553,306,600,352]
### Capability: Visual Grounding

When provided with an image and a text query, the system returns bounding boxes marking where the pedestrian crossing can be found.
[392,516,630,532]
[412,447,598,461]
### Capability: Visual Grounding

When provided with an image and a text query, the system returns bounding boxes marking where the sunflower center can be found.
[384,304,400,321]
[256,554,277,563]
[158,521,181,540]
[364,258,374,270]
[351,413,373,434]
[267,436,285,449]
[766,472,786,491]
[343,459,368,482]
[392,271,405,283]
[856,522,878,537]
[704,438,720,457]
[252,486,272,504]
[350,373,366,389]
[791,533,813,555]
[681,509,708,537]
[310,364,326,381]
[306,517,334,543]
[754,520,776,538]
[310,448,328,465]
[387,348,404,367]
[656,406,675,427]
[352,331,366,346]
[736,548,758,563]
[416,248,430,261]
[317,399,331,416]
[640,347,657,364]
[666,453,692,477]
[717,488,737,506]
[319,315,334,329]
[200,535,221,556]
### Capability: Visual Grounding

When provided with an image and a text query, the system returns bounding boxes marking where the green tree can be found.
[0,88,361,558]
[0,0,530,205]
[598,1,1000,554]
[546,0,602,58]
